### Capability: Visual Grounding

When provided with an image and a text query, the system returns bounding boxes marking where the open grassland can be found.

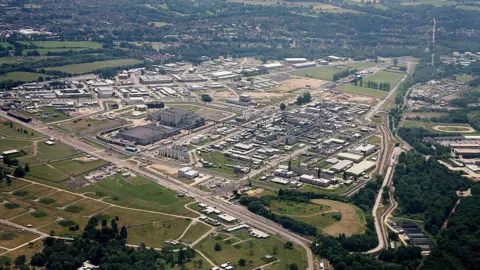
[180,222,211,244]
[0,119,45,139]
[0,42,13,49]
[4,239,43,262]
[45,59,143,74]
[292,66,348,81]
[402,120,477,134]
[197,234,306,269]
[228,0,358,13]
[13,184,55,200]
[0,224,38,249]
[23,41,103,49]
[126,219,191,247]
[27,159,107,183]
[311,199,366,236]
[0,72,46,82]
[62,117,125,134]
[24,141,82,164]
[365,70,405,85]
[28,106,71,123]
[337,84,388,97]
[23,48,89,55]
[78,175,194,215]
[0,139,33,154]
[150,22,169,27]
[343,62,376,70]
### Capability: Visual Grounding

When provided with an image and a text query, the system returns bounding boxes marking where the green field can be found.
[79,175,194,215]
[292,66,348,81]
[199,151,244,176]
[0,119,44,139]
[365,70,405,85]
[343,62,376,70]
[28,159,107,182]
[180,222,211,244]
[0,72,46,82]
[455,74,475,83]
[150,22,169,27]
[0,224,38,249]
[45,59,143,74]
[28,41,103,49]
[23,48,89,55]
[337,84,388,97]
[0,42,14,49]
[27,106,71,123]
[197,234,306,269]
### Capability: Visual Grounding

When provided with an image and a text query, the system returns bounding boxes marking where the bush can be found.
[4,203,20,209]
[214,243,222,251]
[31,211,47,218]
[12,190,28,197]
[39,197,56,204]
[58,220,76,227]
[64,205,83,213]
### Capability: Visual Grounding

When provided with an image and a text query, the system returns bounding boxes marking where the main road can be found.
[1,112,315,270]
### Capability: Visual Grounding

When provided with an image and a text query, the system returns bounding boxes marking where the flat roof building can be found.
[148,108,205,130]
[261,62,283,70]
[346,160,376,176]
[117,124,180,145]
[284,58,308,63]
[330,160,353,172]
[337,152,364,162]
[218,214,237,223]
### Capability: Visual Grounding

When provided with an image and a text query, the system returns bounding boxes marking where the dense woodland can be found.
[393,152,470,235]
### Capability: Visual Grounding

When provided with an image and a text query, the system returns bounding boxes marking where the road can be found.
[1,111,315,270]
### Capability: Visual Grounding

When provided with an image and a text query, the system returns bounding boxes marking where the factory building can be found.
[117,123,180,145]
[353,144,377,156]
[330,160,353,172]
[140,75,173,84]
[178,167,199,180]
[147,108,205,130]
[337,152,364,162]
[261,62,283,70]
[284,58,308,63]
[293,62,317,69]
[345,160,376,177]
[54,88,92,98]
[96,87,114,98]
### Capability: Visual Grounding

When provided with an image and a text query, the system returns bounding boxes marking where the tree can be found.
[120,226,128,239]
[30,253,46,267]
[214,243,222,251]
[14,255,26,267]
[290,263,298,270]
[24,163,30,173]
[6,175,12,185]
[280,103,286,111]
[201,94,213,102]
[394,58,398,67]
[14,165,25,178]
[238,258,246,267]
[284,241,294,249]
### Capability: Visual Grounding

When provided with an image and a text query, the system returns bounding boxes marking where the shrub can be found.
[39,197,56,204]
[31,211,47,218]
[64,205,83,213]
[4,203,20,209]
[58,220,75,227]
[13,190,28,197]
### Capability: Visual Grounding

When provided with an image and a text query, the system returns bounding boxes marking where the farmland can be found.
[45,59,143,74]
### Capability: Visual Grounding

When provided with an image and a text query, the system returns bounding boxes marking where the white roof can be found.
[346,160,376,175]
[262,62,283,68]
[271,177,290,184]
[2,150,19,155]
[218,214,237,222]
[212,71,233,77]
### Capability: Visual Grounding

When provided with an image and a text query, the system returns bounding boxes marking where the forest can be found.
[393,152,470,235]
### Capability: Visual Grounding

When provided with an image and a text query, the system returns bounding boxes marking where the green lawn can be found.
[79,175,194,215]
[337,84,388,97]
[0,139,33,154]
[28,106,71,123]
[23,48,89,55]
[292,66,348,81]
[23,141,82,164]
[0,119,44,139]
[197,235,306,269]
[0,72,46,82]
[181,222,211,244]
[364,70,405,86]
[455,74,475,83]
[402,120,478,134]
[29,41,103,49]
[0,42,14,49]
[45,59,143,74]
[344,62,376,70]
[28,159,106,182]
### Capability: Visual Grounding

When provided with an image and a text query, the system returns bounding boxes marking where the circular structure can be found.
[432,125,476,133]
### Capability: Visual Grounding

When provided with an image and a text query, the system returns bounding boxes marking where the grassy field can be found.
[0,119,44,139]
[455,74,475,83]
[197,234,306,269]
[23,48,89,55]
[337,84,388,97]
[199,151,244,176]
[28,106,71,123]
[365,70,405,85]
[23,141,83,164]
[45,59,143,74]
[4,239,43,263]
[310,199,366,236]
[292,66,348,81]
[402,120,477,134]
[180,222,211,244]
[26,41,103,49]
[344,62,376,70]
[79,175,194,215]
[150,22,169,27]
[0,42,14,49]
[127,219,191,247]
[0,72,46,82]
[0,139,33,154]
[28,159,107,182]
[62,118,125,134]
[0,224,38,249]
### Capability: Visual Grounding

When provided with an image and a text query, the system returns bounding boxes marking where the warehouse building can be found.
[261,62,283,70]
[345,160,376,177]
[284,58,308,63]
[353,144,377,156]
[337,152,364,162]
[148,108,205,130]
[140,75,173,84]
[96,87,114,98]
[117,123,180,145]
[178,167,199,180]
[293,62,317,69]
[330,160,353,172]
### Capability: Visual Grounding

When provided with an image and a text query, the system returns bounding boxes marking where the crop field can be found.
[337,84,388,98]
[78,175,195,215]
[292,66,348,81]
[197,234,306,269]
[310,199,366,236]
[365,70,405,86]
[0,72,46,82]
[45,59,143,74]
